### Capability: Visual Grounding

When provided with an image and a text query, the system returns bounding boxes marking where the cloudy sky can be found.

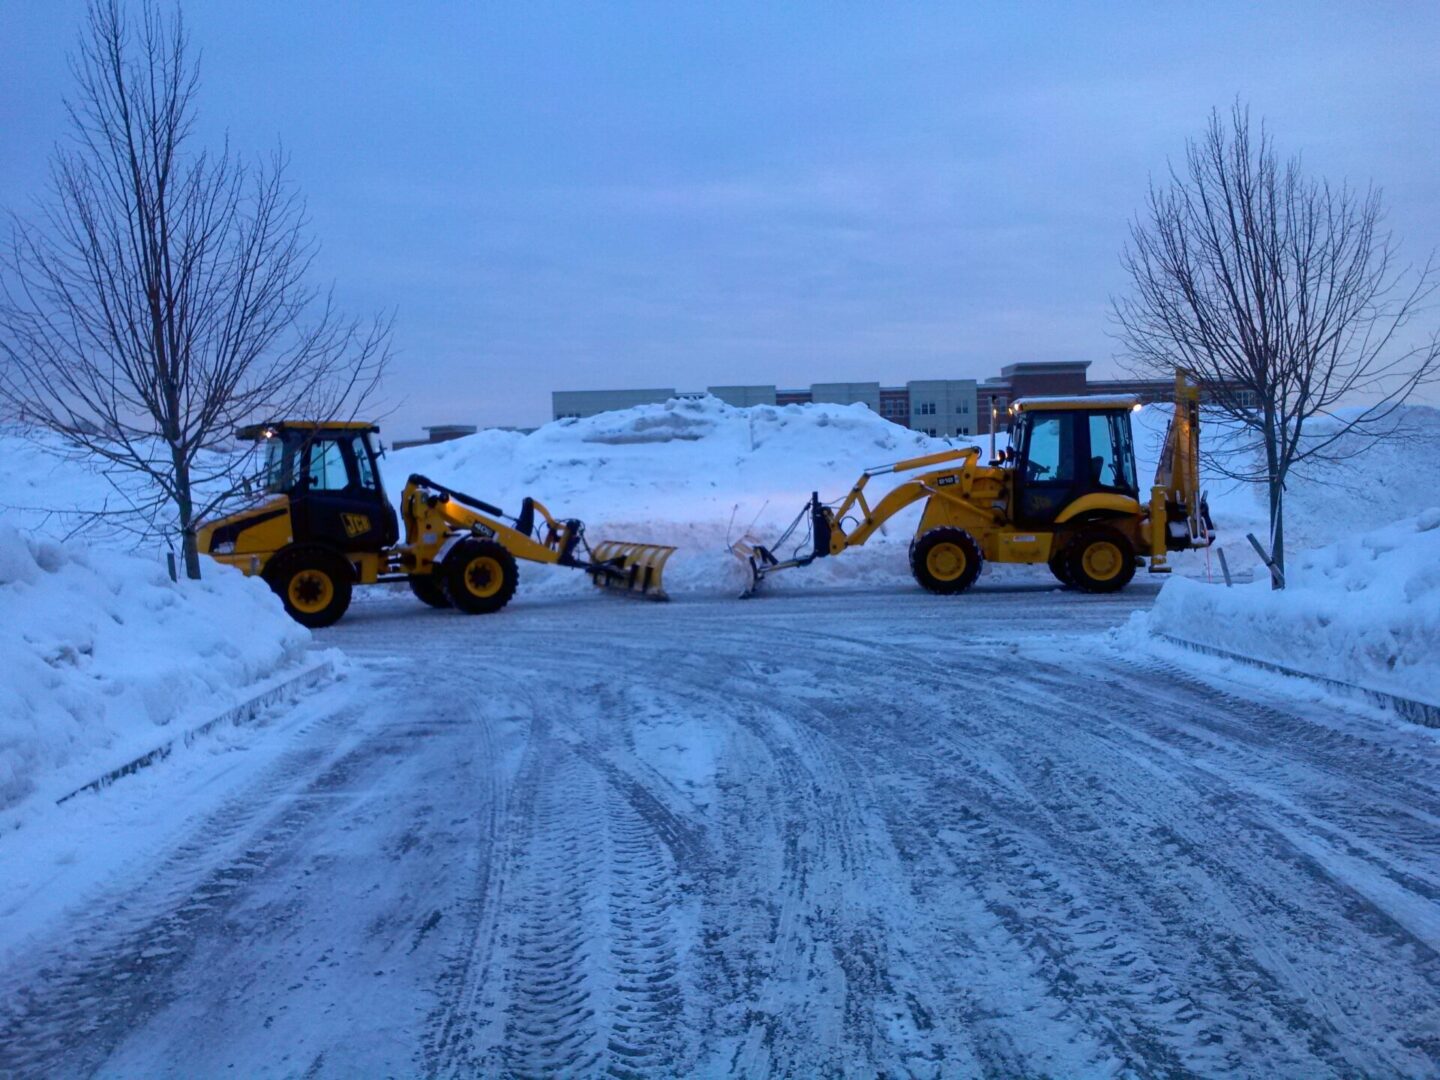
[3,2,1437,437]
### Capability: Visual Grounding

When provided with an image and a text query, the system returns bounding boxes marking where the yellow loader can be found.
[197,421,673,627]
[733,369,1213,596]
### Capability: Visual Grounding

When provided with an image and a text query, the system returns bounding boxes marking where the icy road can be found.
[2,582,1438,1077]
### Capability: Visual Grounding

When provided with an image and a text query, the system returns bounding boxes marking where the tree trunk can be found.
[1262,409,1286,590]
[170,445,203,581]
[1268,478,1285,590]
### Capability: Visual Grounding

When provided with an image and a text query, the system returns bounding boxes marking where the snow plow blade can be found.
[589,540,676,600]
[728,534,772,598]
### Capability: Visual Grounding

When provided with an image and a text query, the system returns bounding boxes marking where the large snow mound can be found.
[0,527,310,819]
[1142,508,1440,702]
[386,396,966,596]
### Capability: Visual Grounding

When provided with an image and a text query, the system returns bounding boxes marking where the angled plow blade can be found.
[590,540,677,601]
[728,533,769,598]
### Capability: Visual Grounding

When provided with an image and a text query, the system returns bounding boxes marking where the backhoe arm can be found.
[1147,369,1211,568]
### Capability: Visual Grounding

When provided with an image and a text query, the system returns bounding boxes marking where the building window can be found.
[915,402,936,416]
[956,402,969,414]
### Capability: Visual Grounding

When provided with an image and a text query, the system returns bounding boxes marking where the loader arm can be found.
[400,474,676,599]
[732,447,985,593]
[834,448,985,550]
[402,474,574,566]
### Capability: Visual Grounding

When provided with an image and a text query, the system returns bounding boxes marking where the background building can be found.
[392,423,478,451]
[544,365,1246,438]
[421,365,1229,445]
[552,388,679,420]
[551,379,984,437]
[707,385,778,407]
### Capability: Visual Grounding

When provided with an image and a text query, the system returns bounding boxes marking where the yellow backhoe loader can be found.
[197,421,673,627]
[732,369,1212,596]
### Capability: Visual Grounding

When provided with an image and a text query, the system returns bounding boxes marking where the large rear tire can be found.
[443,538,519,614]
[1066,526,1137,593]
[264,546,353,628]
[1048,549,1074,587]
[408,572,451,609]
[910,527,982,594]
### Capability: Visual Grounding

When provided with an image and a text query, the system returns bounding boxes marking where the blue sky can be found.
[3,2,1438,436]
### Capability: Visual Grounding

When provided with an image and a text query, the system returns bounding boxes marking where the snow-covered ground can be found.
[1,586,1436,1075]
[0,526,315,826]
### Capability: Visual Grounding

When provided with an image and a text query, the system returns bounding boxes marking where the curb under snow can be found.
[1154,633,1440,729]
[54,657,336,806]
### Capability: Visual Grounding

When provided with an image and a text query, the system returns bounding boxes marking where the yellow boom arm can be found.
[399,474,675,598]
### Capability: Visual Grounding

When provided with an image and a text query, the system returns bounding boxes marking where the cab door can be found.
[1013,412,1082,526]
[290,434,391,552]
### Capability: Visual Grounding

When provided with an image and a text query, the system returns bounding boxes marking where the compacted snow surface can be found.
[1,586,1436,1076]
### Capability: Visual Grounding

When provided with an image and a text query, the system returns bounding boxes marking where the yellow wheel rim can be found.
[463,555,504,598]
[926,542,967,582]
[287,569,334,614]
[1081,541,1124,582]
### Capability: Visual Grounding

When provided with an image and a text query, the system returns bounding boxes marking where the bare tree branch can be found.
[0,0,390,578]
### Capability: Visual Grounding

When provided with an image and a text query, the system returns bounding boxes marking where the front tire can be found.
[264,546,353,628]
[1066,527,1137,593]
[910,527,982,594]
[408,572,451,609]
[443,538,519,614]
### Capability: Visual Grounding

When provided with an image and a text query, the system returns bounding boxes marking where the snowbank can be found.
[386,396,966,596]
[1141,508,1440,703]
[1130,404,1440,581]
[0,526,310,819]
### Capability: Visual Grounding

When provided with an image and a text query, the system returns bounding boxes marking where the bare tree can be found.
[1114,104,1438,585]
[0,0,389,578]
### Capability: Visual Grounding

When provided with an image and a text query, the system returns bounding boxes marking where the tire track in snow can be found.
[700,619,1440,1076]
[0,706,372,1074]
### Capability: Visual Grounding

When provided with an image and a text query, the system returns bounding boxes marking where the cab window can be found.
[1088,413,1137,491]
[351,436,377,490]
[1022,414,1074,483]
[263,436,296,494]
[305,438,351,491]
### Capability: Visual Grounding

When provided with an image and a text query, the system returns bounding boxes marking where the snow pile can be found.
[0,526,310,819]
[1143,508,1440,702]
[387,396,963,595]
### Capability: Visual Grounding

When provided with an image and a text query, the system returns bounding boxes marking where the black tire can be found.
[1048,550,1074,587]
[910,527,983,594]
[408,572,451,609]
[263,546,353,628]
[443,538,519,614]
[1066,526,1137,593]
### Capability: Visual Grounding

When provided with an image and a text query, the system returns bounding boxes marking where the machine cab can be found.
[251,422,399,551]
[1008,397,1140,526]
